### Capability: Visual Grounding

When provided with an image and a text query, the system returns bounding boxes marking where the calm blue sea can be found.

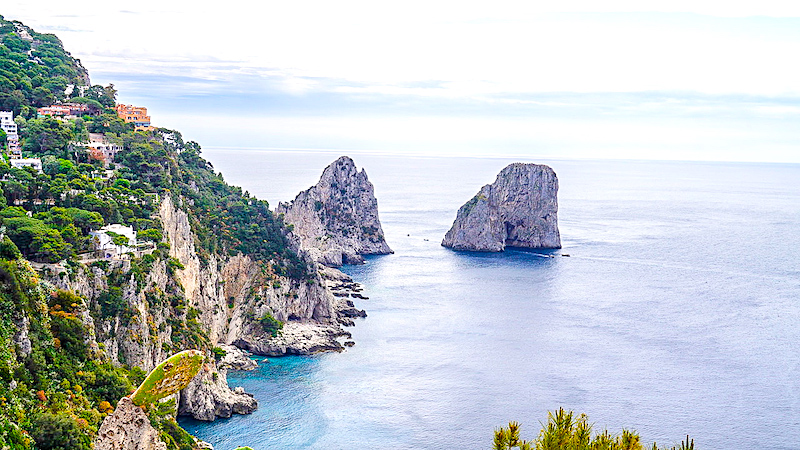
[180,151,800,450]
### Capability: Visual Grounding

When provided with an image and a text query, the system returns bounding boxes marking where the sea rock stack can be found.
[442,163,561,251]
[277,156,392,267]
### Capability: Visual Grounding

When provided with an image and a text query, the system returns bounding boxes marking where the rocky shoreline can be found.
[233,265,367,356]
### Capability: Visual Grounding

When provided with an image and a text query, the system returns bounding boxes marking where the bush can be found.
[0,236,21,259]
[30,412,91,450]
[259,312,283,337]
[97,286,125,316]
[492,409,694,450]
[211,346,227,361]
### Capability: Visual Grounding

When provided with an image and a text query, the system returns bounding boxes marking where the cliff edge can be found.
[277,156,392,267]
[442,163,561,251]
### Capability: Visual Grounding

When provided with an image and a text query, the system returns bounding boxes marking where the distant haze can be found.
[4,1,800,163]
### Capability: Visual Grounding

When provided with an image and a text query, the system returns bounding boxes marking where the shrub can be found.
[492,409,694,450]
[212,346,227,361]
[30,412,91,450]
[259,312,283,337]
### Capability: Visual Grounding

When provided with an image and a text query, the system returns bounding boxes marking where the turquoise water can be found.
[181,152,800,449]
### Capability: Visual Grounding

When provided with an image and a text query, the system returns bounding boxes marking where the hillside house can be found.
[37,105,71,117]
[115,104,155,131]
[37,103,90,119]
[83,133,122,166]
[90,224,137,259]
[10,158,43,173]
[0,111,21,158]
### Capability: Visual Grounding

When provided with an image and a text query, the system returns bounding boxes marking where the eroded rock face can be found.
[442,163,561,251]
[177,363,257,421]
[234,321,350,356]
[276,156,392,267]
[94,397,167,450]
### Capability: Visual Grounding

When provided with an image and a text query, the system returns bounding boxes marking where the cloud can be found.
[4,1,800,162]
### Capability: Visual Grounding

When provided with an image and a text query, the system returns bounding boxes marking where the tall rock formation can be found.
[442,163,561,251]
[94,397,167,450]
[276,156,393,266]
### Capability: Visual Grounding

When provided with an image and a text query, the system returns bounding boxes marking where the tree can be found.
[21,117,74,156]
[30,412,91,450]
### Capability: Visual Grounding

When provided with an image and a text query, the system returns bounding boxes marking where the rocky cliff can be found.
[94,397,167,450]
[40,195,367,424]
[276,156,392,267]
[442,163,561,251]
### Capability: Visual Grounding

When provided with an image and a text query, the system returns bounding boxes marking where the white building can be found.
[0,111,20,158]
[10,158,42,173]
[90,224,137,259]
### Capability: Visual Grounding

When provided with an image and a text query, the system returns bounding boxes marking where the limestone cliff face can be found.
[276,156,392,267]
[442,163,561,251]
[43,195,359,422]
[94,397,167,450]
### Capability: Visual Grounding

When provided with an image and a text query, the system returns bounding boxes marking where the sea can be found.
[179,150,800,450]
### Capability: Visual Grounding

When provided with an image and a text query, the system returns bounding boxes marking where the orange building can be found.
[115,104,155,131]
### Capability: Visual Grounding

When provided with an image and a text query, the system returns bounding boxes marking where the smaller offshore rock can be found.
[442,163,561,251]
[94,397,167,450]
[277,156,392,267]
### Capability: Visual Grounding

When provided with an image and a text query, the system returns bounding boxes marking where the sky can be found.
[3,1,800,162]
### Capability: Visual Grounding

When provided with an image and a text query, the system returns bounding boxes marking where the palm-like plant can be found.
[491,409,693,450]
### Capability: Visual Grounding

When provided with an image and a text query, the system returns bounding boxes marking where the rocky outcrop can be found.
[276,156,392,267]
[177,363,257,421]
[234,321,350,356]
[442,163,561,251]
[94,397,167,450]
[233,266,367,355]
[217,344,258,371]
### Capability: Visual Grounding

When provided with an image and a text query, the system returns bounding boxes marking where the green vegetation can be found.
[130,350,204,407]
[0,258,143,449]
[0,15,318,450]
[492,409,694,450]
[258,312,284,337]
[211,346,227,361]
[0,15,98,118]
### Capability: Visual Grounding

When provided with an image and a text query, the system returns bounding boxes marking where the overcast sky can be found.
[4,1,800,162]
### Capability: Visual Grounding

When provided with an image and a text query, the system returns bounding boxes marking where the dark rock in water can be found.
[344,341,355,347]
[442,163,561,252]
[340,305,367,318]
[277,156,393,267]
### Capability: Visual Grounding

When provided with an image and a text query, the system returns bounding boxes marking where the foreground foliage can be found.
[493,409,694,450]
[130,350,204,407]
